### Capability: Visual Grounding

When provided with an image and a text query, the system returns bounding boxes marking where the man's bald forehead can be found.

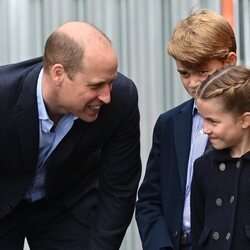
[56,21,111,45]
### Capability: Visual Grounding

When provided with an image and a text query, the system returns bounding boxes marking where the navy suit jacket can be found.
[136,99,194,250]
[0,57,141,249]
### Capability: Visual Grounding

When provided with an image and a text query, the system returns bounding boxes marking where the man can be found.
[136,9,237,250]
[0,21,141,250]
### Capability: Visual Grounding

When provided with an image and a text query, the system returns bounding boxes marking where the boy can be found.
[136,9,237,250]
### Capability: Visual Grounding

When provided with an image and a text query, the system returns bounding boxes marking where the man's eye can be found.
[89,85,100,89]
[89,82,105,89]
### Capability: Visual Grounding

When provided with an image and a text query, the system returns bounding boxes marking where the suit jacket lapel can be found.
[47,119,87,166]
[14,66,41,174]
[14,109,39,174]
[174,99,193,193]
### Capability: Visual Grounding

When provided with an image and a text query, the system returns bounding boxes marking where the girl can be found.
[191,65,250,249]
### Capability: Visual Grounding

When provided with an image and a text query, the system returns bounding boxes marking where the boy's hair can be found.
[196,65,250,115]
[167,9,237,69]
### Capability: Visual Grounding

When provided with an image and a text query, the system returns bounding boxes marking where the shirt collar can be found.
[192,101,198,115]
[37,69,50,121]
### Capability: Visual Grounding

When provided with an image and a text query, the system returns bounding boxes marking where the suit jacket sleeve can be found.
[88,77,141,249]
[136,116,173,250]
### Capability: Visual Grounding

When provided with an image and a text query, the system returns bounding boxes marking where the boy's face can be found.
[176,60,225,98]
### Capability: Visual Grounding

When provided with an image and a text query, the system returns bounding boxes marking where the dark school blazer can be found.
[136,99,194,250]
[0,57,141,250]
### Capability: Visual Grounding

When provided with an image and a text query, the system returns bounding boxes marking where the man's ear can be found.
[240,112,250,129]
[51,64,65,86]
[224,52,237,66]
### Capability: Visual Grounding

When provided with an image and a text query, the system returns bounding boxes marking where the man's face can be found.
[176,60,225,98]
[58,47,118,122]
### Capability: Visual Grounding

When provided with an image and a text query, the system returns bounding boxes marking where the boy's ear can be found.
[224,52,237,66]
[240,112,250,129]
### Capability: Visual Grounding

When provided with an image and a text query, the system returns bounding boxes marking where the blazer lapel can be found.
[14,68,41,174]
[174,100,193,193]
[47,119,87,166]
[14,109,39,174]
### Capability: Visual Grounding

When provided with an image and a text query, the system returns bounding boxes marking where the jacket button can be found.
[236,161,241,168]
[212,232,220,240]
[215,198,223,206]
[219,163,226,171]
[230,195,235,203]
[226,232,231,240]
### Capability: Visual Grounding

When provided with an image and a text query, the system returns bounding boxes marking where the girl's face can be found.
[197,97,248,157]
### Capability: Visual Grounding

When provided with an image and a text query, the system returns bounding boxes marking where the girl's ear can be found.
[224,52,237,66]
[240,112,250,129]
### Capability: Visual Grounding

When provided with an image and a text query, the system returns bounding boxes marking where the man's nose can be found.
[98,83,112,104]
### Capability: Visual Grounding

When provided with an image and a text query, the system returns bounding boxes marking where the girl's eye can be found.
[205,118,219,126]
[211,120,219,125]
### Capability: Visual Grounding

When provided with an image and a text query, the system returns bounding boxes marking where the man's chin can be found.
[79,113,99,123]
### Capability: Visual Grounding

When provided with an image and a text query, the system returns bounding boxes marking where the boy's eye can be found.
[179,71,190,78]
[199,71,209,76]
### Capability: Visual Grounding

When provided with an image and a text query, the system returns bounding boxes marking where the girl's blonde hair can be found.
[196,65,250,115]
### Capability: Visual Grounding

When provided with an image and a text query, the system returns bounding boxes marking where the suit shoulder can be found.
[0,57,42,85]
[114,72,137,91]
[0,57,42,73]
[100,72,139,121]
[111,72,138,103]
[156,99,193,123]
